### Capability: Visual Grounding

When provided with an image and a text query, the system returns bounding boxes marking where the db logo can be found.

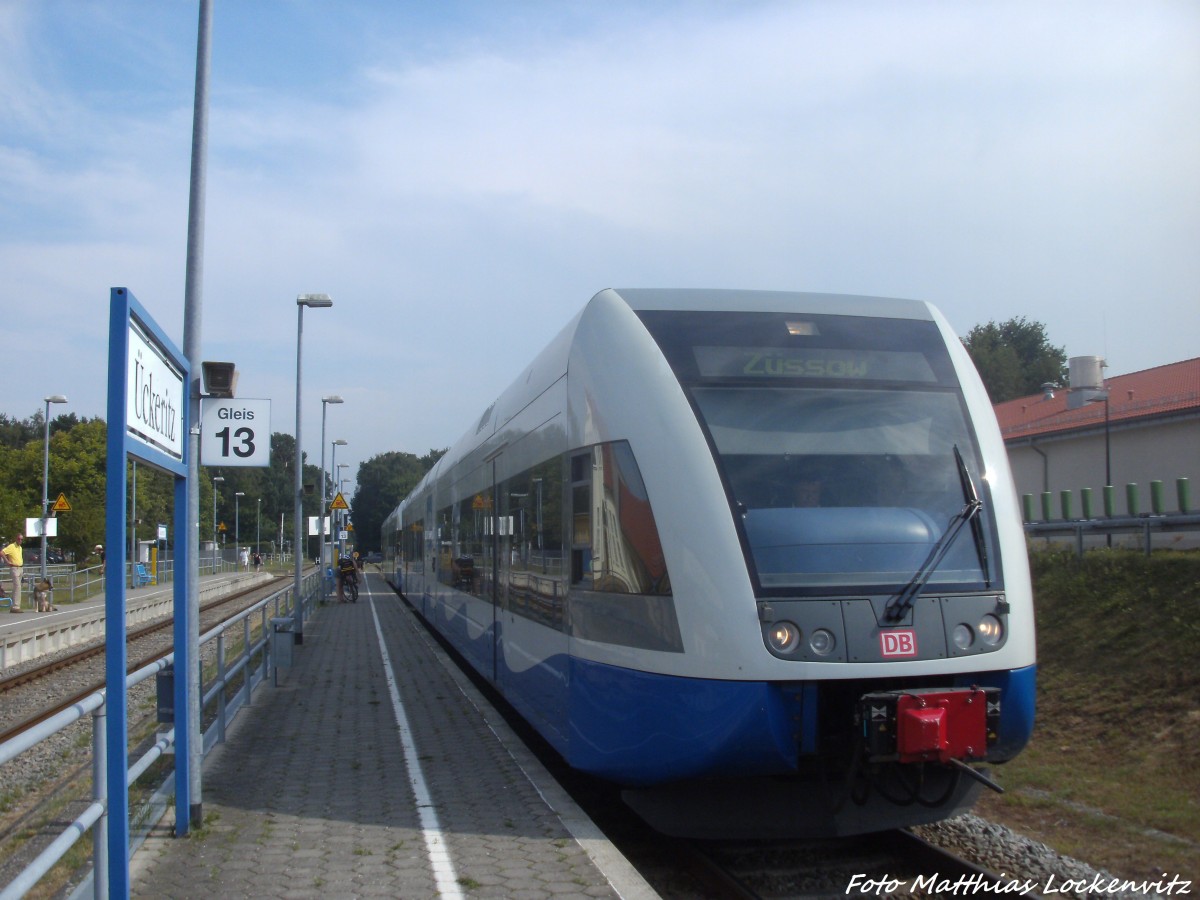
[880,630,918,657]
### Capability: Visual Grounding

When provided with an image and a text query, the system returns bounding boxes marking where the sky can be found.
[2,0,1198,491]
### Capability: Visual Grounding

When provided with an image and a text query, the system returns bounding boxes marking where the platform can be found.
[128,571,657,899]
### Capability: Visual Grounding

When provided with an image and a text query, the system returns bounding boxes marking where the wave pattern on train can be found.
[382,289,1036,839]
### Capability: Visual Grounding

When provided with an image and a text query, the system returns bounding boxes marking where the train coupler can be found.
[858,686,1001,765]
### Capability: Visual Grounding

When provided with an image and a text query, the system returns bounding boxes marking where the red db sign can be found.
[880,630,917,657]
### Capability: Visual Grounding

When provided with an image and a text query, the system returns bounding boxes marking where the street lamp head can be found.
[333,439,348,447]
[45,395,68,404]
[213,476,225,484]
[322,395,344,404]
[235,491,245,497]
[297,293,333,308]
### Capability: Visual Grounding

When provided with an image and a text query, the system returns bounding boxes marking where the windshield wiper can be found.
[955,443,991,589]
[883,446,984,623]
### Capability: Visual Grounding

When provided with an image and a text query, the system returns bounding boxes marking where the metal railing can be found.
[1022,477,1197,556]
[0,569,322,900]
[1025,512,1200,557]
[13,555,295,605]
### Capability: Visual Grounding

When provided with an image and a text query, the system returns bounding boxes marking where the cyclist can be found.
[337,554,359,603]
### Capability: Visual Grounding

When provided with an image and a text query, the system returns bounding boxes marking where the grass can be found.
[974,548,1200,881]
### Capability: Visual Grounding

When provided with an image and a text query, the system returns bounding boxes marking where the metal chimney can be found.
[1066,356,1108,409]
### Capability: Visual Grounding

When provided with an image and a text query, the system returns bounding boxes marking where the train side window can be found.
[456,493,488,594]
[502,456,566,628]
[570,451,593,586]
[436,504,455,588]
[593,441,671,595]
[568,441,680,651]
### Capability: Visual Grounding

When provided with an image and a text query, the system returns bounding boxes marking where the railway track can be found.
[0,578,285,745]
[673,829,1044,899]
[0,576,295,894]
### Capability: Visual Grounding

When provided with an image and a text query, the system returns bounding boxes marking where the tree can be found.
[962,317,1068,403]
[350,449,445,552]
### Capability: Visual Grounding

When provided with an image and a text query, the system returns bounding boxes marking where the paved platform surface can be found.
[129,571,656,899]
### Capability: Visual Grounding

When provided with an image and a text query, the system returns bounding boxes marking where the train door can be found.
[424,494,434,618]
[486,463,499,682]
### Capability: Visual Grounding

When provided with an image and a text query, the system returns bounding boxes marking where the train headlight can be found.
[766,621,801,654]
[808,628,836,656]
[978,614,1003,646]
[953,623,974,650]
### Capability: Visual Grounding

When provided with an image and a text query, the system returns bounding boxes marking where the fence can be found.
[1022,477,1199,556]
[0,569,322,900]
[16,553,294,606]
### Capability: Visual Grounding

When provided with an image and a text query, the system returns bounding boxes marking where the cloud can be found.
[1,0,1197,468]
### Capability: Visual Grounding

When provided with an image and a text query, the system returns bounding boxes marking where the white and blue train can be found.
[382,289,1036,838]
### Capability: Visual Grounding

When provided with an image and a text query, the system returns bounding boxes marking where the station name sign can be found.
[126,318,185,462]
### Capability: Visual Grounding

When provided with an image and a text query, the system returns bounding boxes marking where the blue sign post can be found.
[105,287,192,898]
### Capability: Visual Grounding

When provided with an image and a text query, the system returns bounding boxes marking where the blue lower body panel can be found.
[958,663,1036,760]
[565,658,799,785]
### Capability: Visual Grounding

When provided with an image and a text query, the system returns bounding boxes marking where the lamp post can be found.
[41,395,68,581]
[332,449,347,558]
[211,475,224,571]
[256,498,261,558]
[234,491,244,566]
[338,473,352,558]
[320,396,344,589]
[294,293,333,643]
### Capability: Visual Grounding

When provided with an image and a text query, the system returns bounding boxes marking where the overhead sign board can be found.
[26,517,58,537]
[201,398,272,467]
[126,317,185,462]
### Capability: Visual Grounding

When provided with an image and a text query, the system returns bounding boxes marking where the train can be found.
[382,288,1036,838]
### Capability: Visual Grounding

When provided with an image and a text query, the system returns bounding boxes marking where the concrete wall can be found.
[1008,416,1198,515]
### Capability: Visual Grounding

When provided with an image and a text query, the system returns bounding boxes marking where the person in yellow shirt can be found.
[2,534,25,613]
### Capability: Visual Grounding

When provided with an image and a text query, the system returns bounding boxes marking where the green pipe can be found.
[1150,480,1164,515]
[1080,487,1094,520]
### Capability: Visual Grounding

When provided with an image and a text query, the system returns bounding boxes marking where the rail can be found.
[14,554,294,606]
[0,569,323,900]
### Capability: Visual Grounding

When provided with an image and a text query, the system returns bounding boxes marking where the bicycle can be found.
[338,569,359,603]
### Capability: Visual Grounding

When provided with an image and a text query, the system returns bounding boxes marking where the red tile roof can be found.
[994,358,1200,441]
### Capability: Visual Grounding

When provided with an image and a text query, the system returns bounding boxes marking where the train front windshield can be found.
[637,309,1002,596]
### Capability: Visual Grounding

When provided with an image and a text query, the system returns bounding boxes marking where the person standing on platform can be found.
[240,546,250,570]
[2,534,25,613]
[95,544,105,575]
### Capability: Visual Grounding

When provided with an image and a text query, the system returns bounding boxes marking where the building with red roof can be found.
[995,357,1200,517]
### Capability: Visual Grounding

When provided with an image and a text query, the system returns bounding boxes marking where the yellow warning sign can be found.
[51,493,72,512]
[330,492,349,510]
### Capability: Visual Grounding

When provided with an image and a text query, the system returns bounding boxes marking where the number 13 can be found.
[215,426,256,458]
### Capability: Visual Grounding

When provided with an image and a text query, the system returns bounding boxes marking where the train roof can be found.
[404,288,939,502]
[607,288,933,319]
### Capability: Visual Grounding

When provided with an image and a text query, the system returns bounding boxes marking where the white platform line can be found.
[369,595,464,900]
